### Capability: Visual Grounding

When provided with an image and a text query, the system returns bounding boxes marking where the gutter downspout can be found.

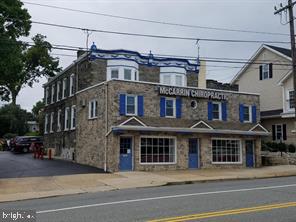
[104,82,108,172]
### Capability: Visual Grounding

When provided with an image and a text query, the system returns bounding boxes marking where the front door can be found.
[119,137,133,171]
[246,140,254,168]
[188,138,199,169]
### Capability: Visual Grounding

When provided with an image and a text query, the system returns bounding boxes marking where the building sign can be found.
[159,86,228,100]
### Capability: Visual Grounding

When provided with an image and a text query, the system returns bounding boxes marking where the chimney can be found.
[198,60,206,88]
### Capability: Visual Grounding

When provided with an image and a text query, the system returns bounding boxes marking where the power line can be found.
[23,1,289,37]
[31,20,290,44]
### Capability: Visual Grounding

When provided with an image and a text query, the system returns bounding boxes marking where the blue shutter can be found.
[222,102,227,121]
[160,97,166,117]
[176,97,182,118]
[239,104,244,123]
[252,105,257,123]
[119,94,126,116]
[208,101,213,121]
[138,95,144,117]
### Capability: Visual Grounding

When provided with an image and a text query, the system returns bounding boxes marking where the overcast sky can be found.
[3,0,292,111]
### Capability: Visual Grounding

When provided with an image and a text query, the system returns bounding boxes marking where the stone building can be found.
[43,43,269,172]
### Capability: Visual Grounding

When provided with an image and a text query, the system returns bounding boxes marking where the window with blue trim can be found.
[126,95,137,115]
[165,98,176,117]
[212,102,221,120]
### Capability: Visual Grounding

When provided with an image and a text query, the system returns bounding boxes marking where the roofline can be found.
[230,44,292,84]
[112,125,270,136]
[278,70,292,85]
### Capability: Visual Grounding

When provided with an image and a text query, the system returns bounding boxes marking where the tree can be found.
[0,104,29,137]
[0,0,61,104]
[32,100,45,134]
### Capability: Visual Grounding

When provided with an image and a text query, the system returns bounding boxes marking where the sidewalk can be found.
[1,165,296,202]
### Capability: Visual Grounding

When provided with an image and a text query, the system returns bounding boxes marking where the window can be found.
[165,98,175,117]
[44,114,49,134]
[212,139,241,163]
[175,75,183,86]
[50,112,54,133]
[111,69,119,79]
[126,95,137,115]
[272,124,287,141]
[51,85,55,104]
[89,100,98,119]
[45,87,50,105]
[64,107,70,131]
[262,64,269,79]
[57,109,62,132]
[289,90,295,109]
[163,75,171,85]
[124,69,132,80]
[243,105,252,122]
[70,74,75,96]
[63,78,67,99]
[212,102,222,120]
[57,81,61,101]
[71,105,76,130]
[140,137,176,164]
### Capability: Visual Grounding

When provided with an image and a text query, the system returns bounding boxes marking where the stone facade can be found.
[43,48,267,172]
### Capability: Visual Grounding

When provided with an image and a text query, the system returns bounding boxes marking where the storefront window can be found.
[212,139,241,163]
[140,137,176,163]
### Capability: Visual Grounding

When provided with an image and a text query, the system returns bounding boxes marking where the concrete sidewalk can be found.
[1,165,296,202]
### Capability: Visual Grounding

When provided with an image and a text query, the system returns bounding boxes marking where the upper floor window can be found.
[57,81,61,102]
[243,105,252,122]
[239,104,256,123]
[63,78,67,99]
[57,109,62,132]
[44,114,49,134]
[107,60,138,81]
[45,87,50,105]
[212,102,222,120]
[70,74,75,96]
[124,69,132,80]
[89,99,98,119]
[71,105,76,130]
[160,67,187,87]
[51,84,55,104]
[111,69,119,79]
[289,90,295,109]
[259,63,272,80]
[64,107,70,131]
[126,95,137,115]
[165,98,176,118]
[50,112,54,133]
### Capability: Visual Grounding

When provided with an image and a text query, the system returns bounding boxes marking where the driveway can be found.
[0,151,104,178]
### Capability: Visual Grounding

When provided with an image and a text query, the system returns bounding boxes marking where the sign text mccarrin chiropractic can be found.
[159,86,228,100]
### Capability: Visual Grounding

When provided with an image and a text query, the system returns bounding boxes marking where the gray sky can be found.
[3,0,291,111]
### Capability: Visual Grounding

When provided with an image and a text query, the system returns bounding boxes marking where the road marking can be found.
[37,183,296,214]
[148,202,296,222]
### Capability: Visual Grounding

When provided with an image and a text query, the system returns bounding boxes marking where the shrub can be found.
[288,144,296,153]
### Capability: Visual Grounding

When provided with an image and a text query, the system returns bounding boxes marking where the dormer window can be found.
[160,67,187,87]
[107,60,138,81]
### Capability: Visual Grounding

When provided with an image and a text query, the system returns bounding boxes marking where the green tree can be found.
[32,100,45,134]
[0,104,29,137]
[0,0,61,104]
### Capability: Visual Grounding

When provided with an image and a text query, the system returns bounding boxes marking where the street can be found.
[0,176,295,222]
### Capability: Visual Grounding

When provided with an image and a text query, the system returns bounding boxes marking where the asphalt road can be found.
[0,176,295,222]
[0,151,104,178]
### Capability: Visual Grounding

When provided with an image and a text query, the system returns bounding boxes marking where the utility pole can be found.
[275,0,296,130]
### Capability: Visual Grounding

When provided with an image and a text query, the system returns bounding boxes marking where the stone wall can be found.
[262,151,296,165]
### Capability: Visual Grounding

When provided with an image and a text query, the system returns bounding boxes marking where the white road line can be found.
[37,183,296,214]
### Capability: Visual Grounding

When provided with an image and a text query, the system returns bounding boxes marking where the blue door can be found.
[119,137,133,171]
[246,140,254,168]
[188,138,199,169]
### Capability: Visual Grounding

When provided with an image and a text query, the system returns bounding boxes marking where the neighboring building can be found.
[43,43,268,172]
[27,121,39,133]
[231,44,295,145]
[206,79,238,91]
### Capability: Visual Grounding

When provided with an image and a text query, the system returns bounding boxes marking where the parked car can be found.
[10,136,43,153]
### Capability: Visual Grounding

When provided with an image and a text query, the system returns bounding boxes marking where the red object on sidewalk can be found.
[48,149,52,160]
